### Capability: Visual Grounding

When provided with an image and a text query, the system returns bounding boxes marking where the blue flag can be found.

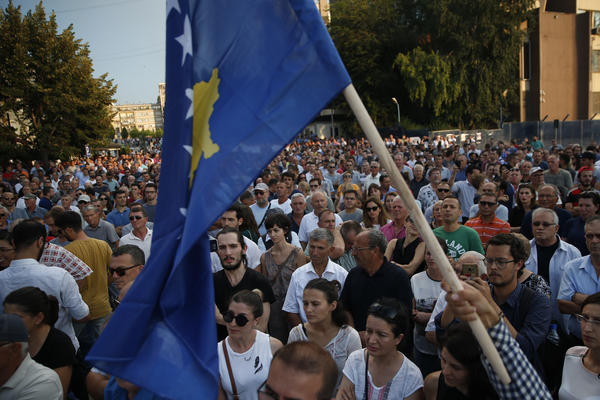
[86,0,350,397]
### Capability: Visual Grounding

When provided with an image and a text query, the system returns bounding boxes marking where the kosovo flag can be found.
[86,0,350,398]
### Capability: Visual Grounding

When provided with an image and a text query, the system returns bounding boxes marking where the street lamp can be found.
[391,97,401,126]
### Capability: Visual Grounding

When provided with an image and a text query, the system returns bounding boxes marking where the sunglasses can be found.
[223,310,249,327]
[109,264,140,277]
[254,190,265,195]
[129,215,143,221]
[532,221,555,227]
[366,206,379,212]
[437,188,450,193]
[479,201,497,207]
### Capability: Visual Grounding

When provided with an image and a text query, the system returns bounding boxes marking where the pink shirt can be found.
[380,222,406,242]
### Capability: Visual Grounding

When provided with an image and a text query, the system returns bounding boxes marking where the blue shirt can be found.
[558,255,600,337]
[451,180,476,218]
[106,208,130,228]
[564,217,588,256]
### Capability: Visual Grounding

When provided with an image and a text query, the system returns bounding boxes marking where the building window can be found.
[593,92,600,114]
[594,12,600,29]
[522,41,531,80]
[593,50,600,73]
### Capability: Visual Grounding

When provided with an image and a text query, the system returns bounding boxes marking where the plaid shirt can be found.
[481,320,552,400]
[40,242,93,281]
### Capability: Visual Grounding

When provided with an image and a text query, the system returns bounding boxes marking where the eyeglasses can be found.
[109,265,140,277]
[223,310,249,327]
[437,188,450,193]
[585,233,600,241]
[368,302,402,321]
[532,221,555,227]
[484,258,515,269]
[254,190,265,195]
[129,215,143,221]
[366,206,379,212]
[479,201,497,207]
[575,314,600,326]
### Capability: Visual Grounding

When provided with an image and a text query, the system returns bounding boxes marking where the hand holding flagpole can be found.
[343,84,511,384]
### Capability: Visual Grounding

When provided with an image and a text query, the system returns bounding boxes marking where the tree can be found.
[121,127,129,140]
[0,1,116,162]
[329,0,534,130]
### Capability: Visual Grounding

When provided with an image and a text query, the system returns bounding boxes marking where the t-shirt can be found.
[33,327,76,370]
[338,208,363,223]
[84,220,119,247]
[342,349,423,400]
[558,346,600,400]
[410,271,442,355]
[433,225,484,260]
[65,238,112,320]
[213,268,276,341]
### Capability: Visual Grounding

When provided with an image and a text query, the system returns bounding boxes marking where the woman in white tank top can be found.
[218,290,283,400]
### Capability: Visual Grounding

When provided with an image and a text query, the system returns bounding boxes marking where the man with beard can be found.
[0,220,89,350]
[565,167,597,215]
[213,227,275,341]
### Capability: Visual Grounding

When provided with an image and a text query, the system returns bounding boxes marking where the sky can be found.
[6,0,165,104]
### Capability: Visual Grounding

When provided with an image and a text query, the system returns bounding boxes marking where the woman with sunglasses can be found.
[218,290,283,400]
[508,184,537,233]
[98,194,112,214]
[384,216,425,277]
[423,323,498,400]
[361,197,390,230]
[287,279,361,392]
[337,298,424,400]
[3,286,80,399]
[559,292,600,400]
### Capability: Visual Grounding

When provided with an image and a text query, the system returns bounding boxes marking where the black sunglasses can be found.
[223,310,249,327]
[109,264,140,277]
[479,201,497,207]
[437,188,450,193]
[366,206,379,212]
[129,215,143,221]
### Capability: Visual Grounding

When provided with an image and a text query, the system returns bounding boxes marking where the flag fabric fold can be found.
[86,0,350,397]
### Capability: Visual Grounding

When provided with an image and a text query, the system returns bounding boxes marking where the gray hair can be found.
[291,193,305,202]
[532,207,559,225]
[309,228,334,245]
[459,251,487,276]
[82,205,99,214]
[538,184,560,198]
[365,229,387,254]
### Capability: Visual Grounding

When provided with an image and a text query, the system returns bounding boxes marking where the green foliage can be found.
[0,1,116,162]
[120,127,129,140]
[128,128,159,139]
[329,0,535,130]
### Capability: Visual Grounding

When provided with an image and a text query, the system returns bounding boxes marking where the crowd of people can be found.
[0,134,600,399]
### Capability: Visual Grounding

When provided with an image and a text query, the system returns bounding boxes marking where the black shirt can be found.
[536,239,559,283]
[340,258,413,331]
[34,327,76,369]
[213,267,276,341]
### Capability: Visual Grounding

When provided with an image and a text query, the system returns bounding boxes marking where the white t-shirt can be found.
[217,331,273,400]
[270,198,292,214]
[558,346,600,400]
[288,324,361,389]
[342,349,423,400]
[410,271,442,355]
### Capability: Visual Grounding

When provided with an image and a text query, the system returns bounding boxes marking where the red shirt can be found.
[464,216,511,246]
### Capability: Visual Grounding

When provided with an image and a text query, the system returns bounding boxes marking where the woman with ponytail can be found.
[4,286,77,399]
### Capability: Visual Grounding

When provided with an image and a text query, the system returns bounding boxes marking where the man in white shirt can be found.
[270,181,292,214]
[298,190,342,249]
[0,220,89,350]
[362,161,381,192]
[119,205,152,262]
[283,228,347,326]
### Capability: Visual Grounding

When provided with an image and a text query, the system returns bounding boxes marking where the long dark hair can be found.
[304,278,347,327]
[4,286,59,327]
[440,323,498,400]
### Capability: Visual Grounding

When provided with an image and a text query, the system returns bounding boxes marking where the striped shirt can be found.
[464,216,511,246]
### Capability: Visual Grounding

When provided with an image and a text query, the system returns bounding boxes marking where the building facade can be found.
[520,0,600,122]
[111,103,164,137]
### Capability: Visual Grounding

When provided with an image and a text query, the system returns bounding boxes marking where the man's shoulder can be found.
[564,255,588,273]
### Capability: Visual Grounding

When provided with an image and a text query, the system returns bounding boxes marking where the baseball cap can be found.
[253,183,269,193]
[0,314,28,342]
[78,194,91,203]
[530,167,543,175]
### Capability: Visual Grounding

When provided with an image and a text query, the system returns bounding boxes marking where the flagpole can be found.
[343,84,511,384]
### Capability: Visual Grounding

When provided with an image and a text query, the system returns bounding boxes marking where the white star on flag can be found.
[166,0,180,15]
[175,15,193,66]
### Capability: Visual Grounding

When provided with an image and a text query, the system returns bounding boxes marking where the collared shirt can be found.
[491,283,551,365]
[84,219,119,247]
[481,321,552,400]
[0,354,63,400]
[282,259,347,322]
[468,203,509,221]
[558,255,600,337]
[464,216,511,246]
[119,229,153,262]
[340,258,413,331]
[380,221,406,242]
[0,259,89,350]
[362,173,381,192]
[40,242,93,281]
[106,207,130,228]
[417,184,437,212]
[452,180,476,218]
[525,237,581,332]
[298,211,342,243]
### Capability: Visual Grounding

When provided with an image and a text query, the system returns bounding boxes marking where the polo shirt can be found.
[282,259,347,322]
[106,207,130,228]
[558,255,600,337]
[464,216,511,246]
[0,354,62,399]
[84,219,119,247]
[0,259,89,350]
[340,258,412,331]
[298,211,343,243]
[468,203,509,221]
[119,229,153,262]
